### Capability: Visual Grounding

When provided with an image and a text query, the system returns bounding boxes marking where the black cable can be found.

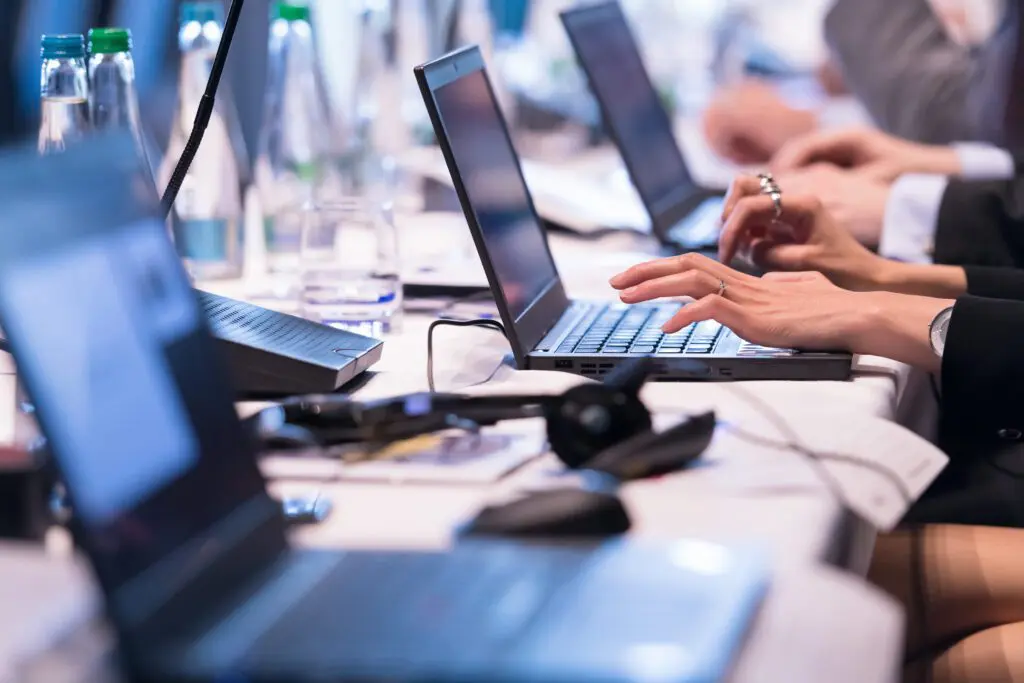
[721,384,915,505]
[426,318,508,392]
[160,0,245,219]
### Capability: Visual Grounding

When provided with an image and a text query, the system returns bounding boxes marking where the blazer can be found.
[933,175,1024,268]
[906,266,1024,527]
[823,0,1024,148]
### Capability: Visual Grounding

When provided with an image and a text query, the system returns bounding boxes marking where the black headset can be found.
[247,359,716,481]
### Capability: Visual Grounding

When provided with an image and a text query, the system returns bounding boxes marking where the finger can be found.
[721,175,763,222]
[719,193,811,264]
[761,270,823,283]
[748,240,814,272]
[662,295,747,335]
[611,252,745,290]
[619,269,722,304]
[771,129,856,171]
[719,192,824,264]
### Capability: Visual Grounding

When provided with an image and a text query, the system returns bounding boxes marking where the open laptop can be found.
[0,135,770,681]
[561,1,728,253]
[415,47,851,382]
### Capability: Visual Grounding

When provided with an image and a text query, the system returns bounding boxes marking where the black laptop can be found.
[561,1,726,253]
[0,135,770,681]
[415,47,851,381]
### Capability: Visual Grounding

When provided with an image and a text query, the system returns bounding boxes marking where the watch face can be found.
[930,307,953,357]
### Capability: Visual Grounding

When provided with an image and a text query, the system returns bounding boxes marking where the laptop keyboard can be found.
[556,304,724,355]
[244,545,594,671]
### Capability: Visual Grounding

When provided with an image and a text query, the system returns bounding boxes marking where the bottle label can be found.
[173,218,233,262]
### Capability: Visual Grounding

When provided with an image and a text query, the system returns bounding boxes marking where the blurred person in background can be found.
[703,0,1019,164]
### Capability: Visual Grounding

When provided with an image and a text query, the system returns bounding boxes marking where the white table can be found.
[199,212,922,681]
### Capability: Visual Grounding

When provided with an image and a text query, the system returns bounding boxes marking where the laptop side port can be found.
[555,359,573,369]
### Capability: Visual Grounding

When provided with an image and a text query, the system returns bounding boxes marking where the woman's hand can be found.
[609,253,952,373]
[770,127,960,183]
[717,175,885,290]
[611,255,867,350]
[702,81,818,164]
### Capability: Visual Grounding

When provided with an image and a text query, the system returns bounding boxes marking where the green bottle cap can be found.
[271,2,311,22]
[88,28,133,54]
[181,2,224,26]
[41,34,86,59]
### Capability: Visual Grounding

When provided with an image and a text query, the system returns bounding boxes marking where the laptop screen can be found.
[431,65,560,322]
[0,136,274,625]
[563,3,696,218]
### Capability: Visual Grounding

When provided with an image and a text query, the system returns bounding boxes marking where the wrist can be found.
[842,253,899,292]
[912,145,961,176]
[848,291,953,371]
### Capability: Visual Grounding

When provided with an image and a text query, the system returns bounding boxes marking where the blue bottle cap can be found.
[41,34,86,59]
[181,2,224,26]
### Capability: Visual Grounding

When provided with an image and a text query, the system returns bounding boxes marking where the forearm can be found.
[870,261,968,298]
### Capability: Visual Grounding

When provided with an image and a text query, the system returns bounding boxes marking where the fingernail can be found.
[622,287,638,298]
[609,274,624,287]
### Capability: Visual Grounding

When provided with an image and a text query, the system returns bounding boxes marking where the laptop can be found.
[415,47,852,382]
[0,135,770,681]
[561,1,728,253]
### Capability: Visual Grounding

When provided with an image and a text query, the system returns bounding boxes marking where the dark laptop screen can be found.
[432,67,559,321]
[563,3,696,217]
[0,136,274,625]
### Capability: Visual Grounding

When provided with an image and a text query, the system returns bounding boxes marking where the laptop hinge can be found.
[112,493,289,649]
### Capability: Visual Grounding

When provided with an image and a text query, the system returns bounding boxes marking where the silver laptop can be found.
[416,47,851,381]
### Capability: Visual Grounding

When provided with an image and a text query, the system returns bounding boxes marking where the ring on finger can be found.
[769,191,783,221]
[717,279,728,297]
[758,173,781,195]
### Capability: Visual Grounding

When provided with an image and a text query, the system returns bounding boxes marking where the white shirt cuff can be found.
[879,174,950,264]
[952,143,1015,180]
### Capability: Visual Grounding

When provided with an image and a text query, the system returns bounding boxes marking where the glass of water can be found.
[299,199,403,336]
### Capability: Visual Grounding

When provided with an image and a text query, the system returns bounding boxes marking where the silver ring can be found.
[717,279,728,297]
[769,191,783,220]
[758,172,775,190]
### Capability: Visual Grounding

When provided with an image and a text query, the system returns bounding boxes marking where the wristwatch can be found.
[929,305,955,358]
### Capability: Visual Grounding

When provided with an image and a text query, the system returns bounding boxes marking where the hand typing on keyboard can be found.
[608,252,940,365]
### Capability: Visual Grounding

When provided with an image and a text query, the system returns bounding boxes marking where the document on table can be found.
[260,423,547,485]
[711,411,948,532]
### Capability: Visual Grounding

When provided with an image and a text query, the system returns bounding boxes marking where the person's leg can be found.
[904,622,1024,683]
[868,525,1024,660]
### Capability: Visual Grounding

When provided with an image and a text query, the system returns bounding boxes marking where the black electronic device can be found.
[0,129,769,683]
[249,358,716,481]
[199,291,382,396]
[462,488,631,538]
[414,45,852,381]
[560,1,724,253]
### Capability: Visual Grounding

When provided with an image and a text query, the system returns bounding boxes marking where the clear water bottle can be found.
[37,34,90,155]
[87,28,154,179]
[255,1,331,279]
[160,2,245,281]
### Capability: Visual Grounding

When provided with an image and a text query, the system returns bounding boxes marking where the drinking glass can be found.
[299,199,402,336]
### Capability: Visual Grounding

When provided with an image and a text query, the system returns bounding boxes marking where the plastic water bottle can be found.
[160,2,245,281]
[86,28,154,178]
[38,35,90,155]
[255,1,331,277]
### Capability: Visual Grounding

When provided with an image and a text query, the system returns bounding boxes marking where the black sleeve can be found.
[941,295,1024,439]
[934,178,1024,268]
[964,265,1024,300]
